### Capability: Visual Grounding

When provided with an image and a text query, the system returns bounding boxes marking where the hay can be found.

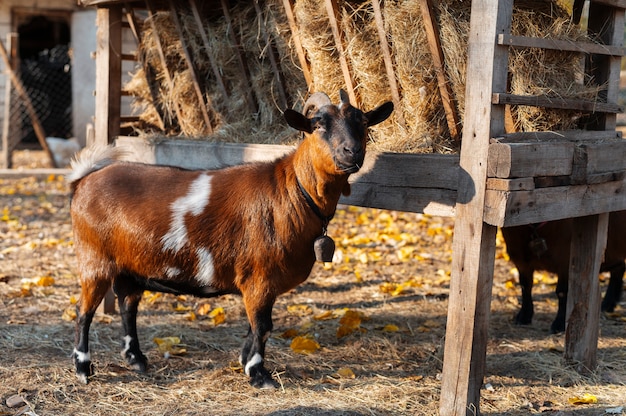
[124,0,603,153]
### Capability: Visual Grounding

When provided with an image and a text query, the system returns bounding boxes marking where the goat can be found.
[68,90,393,387]
[501,211,625,333]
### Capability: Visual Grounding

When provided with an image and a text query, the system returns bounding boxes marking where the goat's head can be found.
[284,90,394,175]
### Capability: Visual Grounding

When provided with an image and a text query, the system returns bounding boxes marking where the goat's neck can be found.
[291,146,348,219]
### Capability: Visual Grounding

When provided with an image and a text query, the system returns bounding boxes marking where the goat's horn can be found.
[303,92,332,118]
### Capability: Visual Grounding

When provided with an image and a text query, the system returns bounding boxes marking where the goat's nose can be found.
[343,146,363,159]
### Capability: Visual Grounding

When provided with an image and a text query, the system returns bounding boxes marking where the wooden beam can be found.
[253,0,289,110]
[484,179,626,227]
[492,93,623,113]
[324,0,357,104]
[418,0,460,143]
[0,32,56,167]
[168,0,213,134]
[493,129,621,142]
[189,0,229,99]
[370,0,405,128]
[439,0,512,414]
[498,34,626,56]
[95,6,122,147]
[281,0,313,89]
[565,213,608,372]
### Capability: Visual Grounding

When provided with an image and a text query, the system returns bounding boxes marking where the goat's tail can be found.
[67,144,127,187]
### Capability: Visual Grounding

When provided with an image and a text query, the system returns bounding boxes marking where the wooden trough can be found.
[79,0,625,414]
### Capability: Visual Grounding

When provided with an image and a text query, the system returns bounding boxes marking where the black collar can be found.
[296,177,334,230]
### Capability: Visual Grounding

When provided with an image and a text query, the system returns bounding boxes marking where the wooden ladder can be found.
[439,1,625,415]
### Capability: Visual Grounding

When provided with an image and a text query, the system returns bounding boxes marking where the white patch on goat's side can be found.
[165,267,182,279]
[195,247,215,286]
[161,173,212,253]
[244,353,263,376]
[73,348,91,363]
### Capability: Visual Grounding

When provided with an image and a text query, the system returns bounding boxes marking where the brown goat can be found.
[68,91,393,387]
[502,211,625,333]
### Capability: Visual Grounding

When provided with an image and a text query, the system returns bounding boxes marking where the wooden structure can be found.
[78,0,625,414]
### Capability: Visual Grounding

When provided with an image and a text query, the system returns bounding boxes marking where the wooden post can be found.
[95,6,122,314]
[565,213,608,372]
[564,2,624,371]
[439,1,511,415]
[94,6,122,147]
[281,0,313,90]
[1,33,18,169]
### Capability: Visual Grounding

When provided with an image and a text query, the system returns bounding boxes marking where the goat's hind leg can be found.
[114,275,148,372]
[74,278,112,384]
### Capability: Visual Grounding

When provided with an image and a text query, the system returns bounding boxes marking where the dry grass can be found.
[1,152,625,415]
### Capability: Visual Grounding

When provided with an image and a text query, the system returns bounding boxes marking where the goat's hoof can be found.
[249,369,278,389]
[125,352,148,373]
[601,299,617,313]
[550,320,565,334]
[75,361,93,384]
[514,311,532,326]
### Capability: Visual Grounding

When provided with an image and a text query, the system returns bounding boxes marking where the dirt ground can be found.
[1,150,625,416]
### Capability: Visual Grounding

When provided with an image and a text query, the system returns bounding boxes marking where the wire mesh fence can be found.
[2,44,72,164]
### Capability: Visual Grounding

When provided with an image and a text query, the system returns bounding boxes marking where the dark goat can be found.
[68,90,393,387]
[501,211,625,333]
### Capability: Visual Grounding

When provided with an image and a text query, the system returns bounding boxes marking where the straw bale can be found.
[125,0,606,153]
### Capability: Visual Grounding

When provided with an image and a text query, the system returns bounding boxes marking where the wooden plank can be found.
[493,129,621,143]
[189,0,229,99]
[0,32,56,167]
[220,0,259,114]
[324,0,357,104]
[281,0,313,89]
[584,2,624,130]
[493,93,623,114]
[498,34,625,56]
[418,0,460,143]
[440,0,511,414]
[1,33,17,169]
[371,0,406,128]
[592,0,626,9]
[486,177,535,191]
[488,141,574,178]
[484,179,626,227]
[253,0,289,110]
[168,0,213,134]
[564,213,608,372]
[585,141,626,174]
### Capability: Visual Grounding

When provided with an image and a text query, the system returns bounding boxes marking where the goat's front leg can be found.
[113,275,147,372]
[601,260,624,312]
[240,295,277,389]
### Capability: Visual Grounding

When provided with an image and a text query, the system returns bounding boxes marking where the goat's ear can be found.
[365,101,394,127]
[284,109,313,134]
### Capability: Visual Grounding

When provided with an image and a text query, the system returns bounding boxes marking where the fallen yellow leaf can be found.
[287,304,313,316]
[382,324,399,332]
[290,336,320,354]
[36,276,55,287]
[279,328,299,339]
[336,367,356,379]
[153,336,187,355]
[209,307,225,325]
[568,393,598,405]
[196,303,212,316]
[313,310,334,321]
[62,306,77,322]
